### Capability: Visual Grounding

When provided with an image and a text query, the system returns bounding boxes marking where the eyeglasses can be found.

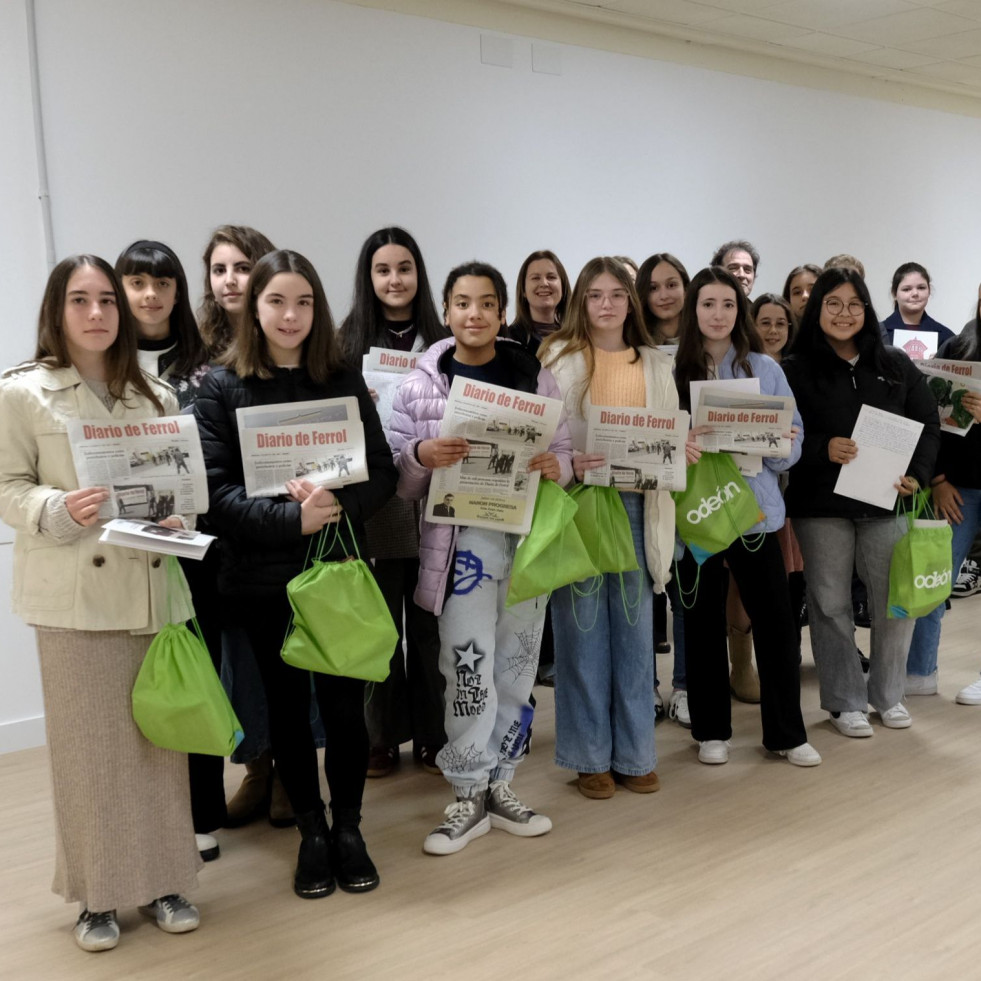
[823,297,866,317]
[586,290,629,305]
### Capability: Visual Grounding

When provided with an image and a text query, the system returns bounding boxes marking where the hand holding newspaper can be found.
[99,518,215,559]
[67,415,208,520]
[583,405,689,492]
[362,347,420,428]
[917,358,981,436]
[425,377,563,534]
[236,397,367,498]
[693,391,796,459]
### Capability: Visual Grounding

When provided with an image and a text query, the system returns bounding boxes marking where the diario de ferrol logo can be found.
[914,569,951,590]
[686,480,742,524]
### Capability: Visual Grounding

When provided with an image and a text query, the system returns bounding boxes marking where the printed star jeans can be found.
[436,526,547,799]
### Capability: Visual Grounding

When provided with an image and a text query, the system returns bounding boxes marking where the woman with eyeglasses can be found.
[782,267,939,739]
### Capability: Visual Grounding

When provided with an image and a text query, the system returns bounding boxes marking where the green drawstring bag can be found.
[888,490,953,619]
[567,483,640,575]
[132,557,244,755]
[505,481,598,607]
[281,515,397,681]
[671,452,764,565]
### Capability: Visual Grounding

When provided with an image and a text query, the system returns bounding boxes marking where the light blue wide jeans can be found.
[551,492,656,776]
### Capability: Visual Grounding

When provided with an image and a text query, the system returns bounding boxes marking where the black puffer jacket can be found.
[194,365,397,596]
[782,338,940,520]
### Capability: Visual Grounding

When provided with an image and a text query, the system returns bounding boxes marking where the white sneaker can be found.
[878,703,912,729]
[138,895,200,934]
[698,740,730,764]
[668,689,691,728]
[956,677,981,705]
[654,687,665,722]
[777,743,822,767]
[829,711,873,738]
[74,909,119,952]
[423,797,491,855]
[486,780,552,837]
[195,833,219,862]
[905,672,938,696]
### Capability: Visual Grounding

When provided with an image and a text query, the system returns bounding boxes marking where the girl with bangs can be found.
[0,256,201,951]
[675,267,818,768]
[194,250,397,899]
[540,257,677,800]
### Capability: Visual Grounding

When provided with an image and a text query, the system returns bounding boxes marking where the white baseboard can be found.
[0,716,45,754]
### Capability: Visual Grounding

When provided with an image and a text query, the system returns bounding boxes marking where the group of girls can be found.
[0,220,968,951]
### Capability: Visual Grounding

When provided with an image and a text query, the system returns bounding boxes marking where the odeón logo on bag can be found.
[914,569,951,590]
[686,480,742,525]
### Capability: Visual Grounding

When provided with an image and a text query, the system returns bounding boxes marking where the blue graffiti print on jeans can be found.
[453,550,492,595]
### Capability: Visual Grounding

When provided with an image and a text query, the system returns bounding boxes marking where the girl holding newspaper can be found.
[194,249,397,899]
[0,256,201,952]
[539,256,677,799]
[674,266,818,768]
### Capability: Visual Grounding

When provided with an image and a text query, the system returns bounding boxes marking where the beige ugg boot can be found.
[224,750,272,827]
[728,625,761,703]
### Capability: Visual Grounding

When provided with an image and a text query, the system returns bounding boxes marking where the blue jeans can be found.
[906,486,981,676]
[551,492,656,776]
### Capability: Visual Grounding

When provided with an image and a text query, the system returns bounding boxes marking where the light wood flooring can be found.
[4,599,981,980]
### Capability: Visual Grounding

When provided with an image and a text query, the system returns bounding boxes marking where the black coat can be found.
[194,365,397,596]
[782,344,940,520]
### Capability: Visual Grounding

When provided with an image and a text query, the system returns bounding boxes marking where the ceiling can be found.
[497,0,981,101]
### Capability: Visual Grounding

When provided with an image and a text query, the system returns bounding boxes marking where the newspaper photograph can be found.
[694,392,796,459]
[67,415,208,520]
[99,518,216,560]
[583,405,689,492]
[236,397,367,498]
[917,359,981,436]
[362,347,420,428]
[425,376,563,534]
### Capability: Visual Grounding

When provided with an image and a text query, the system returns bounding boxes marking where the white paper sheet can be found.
[833,405,923,510]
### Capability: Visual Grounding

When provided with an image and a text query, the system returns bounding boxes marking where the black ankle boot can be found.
[293,806,335,899]
[330,805,380,893]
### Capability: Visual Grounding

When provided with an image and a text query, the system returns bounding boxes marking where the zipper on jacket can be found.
[849,365,857,390]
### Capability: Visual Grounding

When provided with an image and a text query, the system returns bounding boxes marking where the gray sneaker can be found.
[486,780,552,837]
[138,894,200,934]
[423,796,491,855]
[74,909,119,952]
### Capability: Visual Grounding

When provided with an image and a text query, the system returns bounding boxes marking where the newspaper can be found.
[694,392,796,459]
[362,347,420,428]
[236,397,367,498]
[917,358,981,436]
[100,518,215,559]
[67,415,207,520]
[425,376,563,535]
[690,378,762,476]
[583,405,689,492]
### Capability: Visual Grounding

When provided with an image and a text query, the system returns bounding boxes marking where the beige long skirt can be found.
[36,628,201,911]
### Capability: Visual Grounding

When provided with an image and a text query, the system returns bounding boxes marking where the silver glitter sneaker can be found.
[423,796,491,855]
[138,894,200,934]
[486,780,552,837]
[74,909,119,952]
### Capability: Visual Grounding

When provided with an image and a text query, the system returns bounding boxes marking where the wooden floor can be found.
[4,599,981,980]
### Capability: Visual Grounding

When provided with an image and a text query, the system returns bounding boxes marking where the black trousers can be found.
[181,549,228,834]
[240,594,367,815]
[365,557,444,748]
[679,532,807,751]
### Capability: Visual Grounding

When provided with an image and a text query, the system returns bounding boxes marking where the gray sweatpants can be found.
[436,526,547,799]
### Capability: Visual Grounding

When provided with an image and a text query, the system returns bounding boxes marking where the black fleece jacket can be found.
[194,365,397,596]
[782,341,940,520]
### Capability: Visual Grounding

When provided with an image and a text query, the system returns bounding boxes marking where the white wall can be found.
[2,0,980,750]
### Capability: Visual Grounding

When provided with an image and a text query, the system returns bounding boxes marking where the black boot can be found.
[330,805,380,893]
[293,806,335,899]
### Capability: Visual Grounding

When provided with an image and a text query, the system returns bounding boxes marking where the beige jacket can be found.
[0,363,191,632]
[542,343,678,591]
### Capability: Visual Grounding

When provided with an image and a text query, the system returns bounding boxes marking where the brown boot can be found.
[269,767,296,828]
[224,751,272,828]
[728,625,761,703]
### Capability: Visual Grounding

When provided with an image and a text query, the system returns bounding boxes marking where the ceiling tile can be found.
[694,0,788,12]
[845,46,942,69]
[703,12,813,41]
[901,27,981,59]
[929,0,981,21]
[759,0,915,32]
[603,0,730,26]
[831,8,978,45]
[778,32,884,57]
[913,60,981,86]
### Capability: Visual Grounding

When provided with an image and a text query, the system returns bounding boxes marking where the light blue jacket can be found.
[703,347,803,534]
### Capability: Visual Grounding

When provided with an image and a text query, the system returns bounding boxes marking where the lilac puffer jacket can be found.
[388,337,574,614]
